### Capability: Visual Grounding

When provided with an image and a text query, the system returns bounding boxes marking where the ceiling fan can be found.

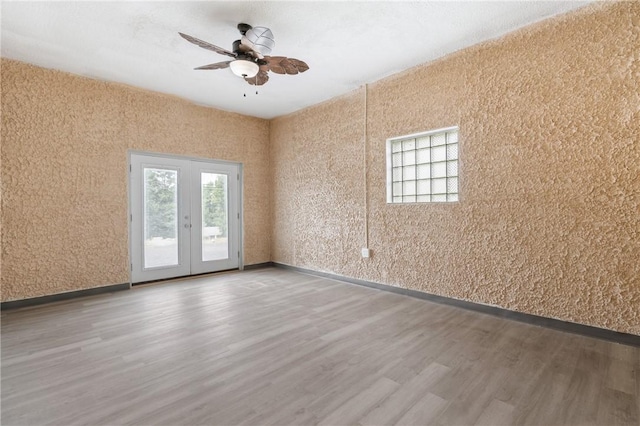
[179,23,309,86]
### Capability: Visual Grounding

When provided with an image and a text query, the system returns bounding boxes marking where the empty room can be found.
[1,1,639,425]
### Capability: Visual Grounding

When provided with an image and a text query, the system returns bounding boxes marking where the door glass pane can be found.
[143,168,178,268]
[201,173,228,261]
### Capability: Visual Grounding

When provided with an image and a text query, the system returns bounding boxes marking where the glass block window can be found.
[387,127,459,203]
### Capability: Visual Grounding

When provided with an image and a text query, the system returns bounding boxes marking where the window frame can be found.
[386,126,459,204]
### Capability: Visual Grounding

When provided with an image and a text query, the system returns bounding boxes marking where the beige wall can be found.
[271,2,640,335]
[1,59,271,301]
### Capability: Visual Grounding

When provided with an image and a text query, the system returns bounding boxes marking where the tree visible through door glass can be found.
[201,172,229,261]
[143,168,179,268]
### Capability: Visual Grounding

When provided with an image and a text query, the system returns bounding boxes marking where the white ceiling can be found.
[2,1,591,119]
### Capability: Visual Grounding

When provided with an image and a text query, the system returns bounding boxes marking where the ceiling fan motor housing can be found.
[232,39,242,53]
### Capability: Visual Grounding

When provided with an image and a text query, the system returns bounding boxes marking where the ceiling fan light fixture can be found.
[229,59,259,78]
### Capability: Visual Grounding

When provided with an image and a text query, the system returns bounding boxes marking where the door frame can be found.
[127,150,244,284]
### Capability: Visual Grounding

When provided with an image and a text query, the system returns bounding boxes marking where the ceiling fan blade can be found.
[194,61,232,70]
[265,56,287,74]
[179,32,237,58]
[288,58,309,73]
[280,58,299,75]
[245,70,269,86]
[265,56,309,75]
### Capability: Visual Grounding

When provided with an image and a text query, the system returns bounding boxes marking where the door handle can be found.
[184,224,191,229]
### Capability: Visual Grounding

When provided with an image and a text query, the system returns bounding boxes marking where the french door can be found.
[130,153,240,283]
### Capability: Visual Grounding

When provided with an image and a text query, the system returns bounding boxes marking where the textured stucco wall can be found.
[271,2,640,335]
[1,59,271,301]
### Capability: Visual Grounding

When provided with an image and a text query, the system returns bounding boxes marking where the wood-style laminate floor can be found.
[2,268,639,426]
